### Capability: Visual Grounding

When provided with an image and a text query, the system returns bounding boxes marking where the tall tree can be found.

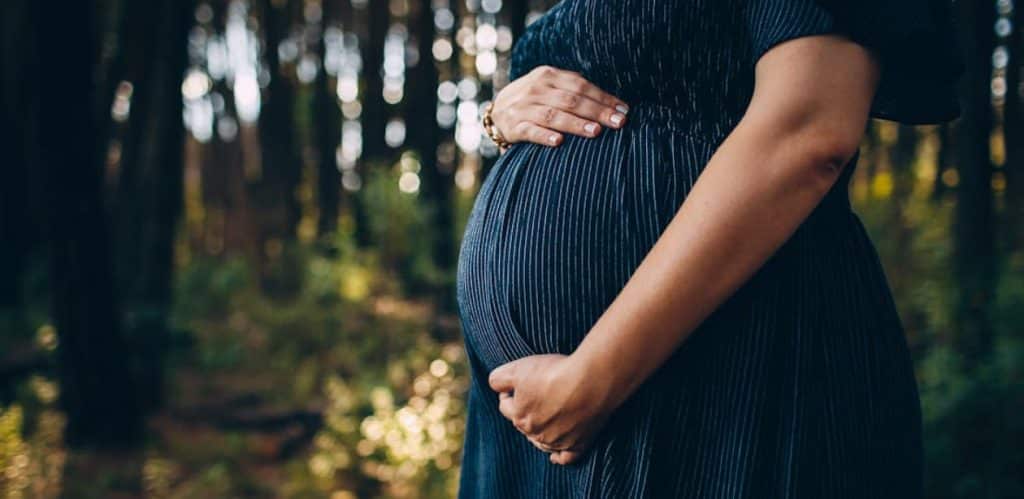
[109,0,195,414]
[32,0,142,446]
[954,0,997,366]
[256,0,303,283]
[0,0,35,314]
[409,0,455,306]
[314,0,344,237]
[889,125,919,302]
[507,0,530,43]
[359,0,391,162]
[201,0,259,259]
[343,0,391,249]
[1004,2,1024,247]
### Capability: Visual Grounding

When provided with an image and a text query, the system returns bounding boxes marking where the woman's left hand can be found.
[487,353,613,465]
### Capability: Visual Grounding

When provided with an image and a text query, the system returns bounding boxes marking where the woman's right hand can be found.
[491,65,630,147]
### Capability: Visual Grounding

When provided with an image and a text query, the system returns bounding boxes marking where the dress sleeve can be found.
[744,0,964,125]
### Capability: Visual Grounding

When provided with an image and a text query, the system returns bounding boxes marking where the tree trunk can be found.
[346,0,390,248]
[32,0,143,447]
[408,0,456,308]
[360,0,391,163]
[1004,2,1024,248]
[107,0,194,415]
[508,0,530,43]
[0,0,34,313]
[888,125,918,311]
[256,0,303,291]
[953,0,996,367]
[315,0,343,237]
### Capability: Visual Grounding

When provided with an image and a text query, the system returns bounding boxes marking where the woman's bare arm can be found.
[488,34,881,464]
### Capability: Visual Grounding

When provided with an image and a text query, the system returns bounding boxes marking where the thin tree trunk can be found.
[315,0,343,237]
[360,0,391,163]
[109,0,194,414]
[1004,2,1024,248]
[256,0,303,288]
[33,0,143,447]
[346,0,390,248]
[953,0,996,367]
[409,0,455,307]
[0,0,33,313]
[508,0,529,43]
[888,125,918,306]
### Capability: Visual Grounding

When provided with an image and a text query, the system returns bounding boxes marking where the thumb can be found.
[488,361,521,393]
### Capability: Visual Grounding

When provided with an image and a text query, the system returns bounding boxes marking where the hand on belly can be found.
[487,353,614,465]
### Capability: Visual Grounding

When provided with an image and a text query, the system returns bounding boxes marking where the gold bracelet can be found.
[482,101,512,150]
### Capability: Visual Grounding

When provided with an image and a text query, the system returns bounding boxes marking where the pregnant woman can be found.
[455,0,962,497]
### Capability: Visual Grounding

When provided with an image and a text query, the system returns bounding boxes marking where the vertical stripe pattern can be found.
[456,1,925,497]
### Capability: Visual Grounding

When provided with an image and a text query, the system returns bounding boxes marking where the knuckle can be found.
[562,93,579,109]
[512,121,531,137]
[515,416,530,432]
[542,106,557,124]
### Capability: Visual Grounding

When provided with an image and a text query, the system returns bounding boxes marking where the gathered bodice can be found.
[509,0,760,143]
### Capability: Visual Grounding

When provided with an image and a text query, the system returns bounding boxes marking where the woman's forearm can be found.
[569,111,863,411]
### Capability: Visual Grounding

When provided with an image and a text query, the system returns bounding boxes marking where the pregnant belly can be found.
[456,111,718,372]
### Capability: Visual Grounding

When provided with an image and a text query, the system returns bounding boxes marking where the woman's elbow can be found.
[769,119,864,197]
[804,124,862,177]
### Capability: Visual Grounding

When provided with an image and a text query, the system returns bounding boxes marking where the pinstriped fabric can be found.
[455,0,925,497]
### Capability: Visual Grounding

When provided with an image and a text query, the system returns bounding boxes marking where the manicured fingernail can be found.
[615,104,629,114]
[583,122,598,134]
[609,113,624,126]
[548,134,559,144]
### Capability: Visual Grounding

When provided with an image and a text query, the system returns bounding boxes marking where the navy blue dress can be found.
[455,0,962,497]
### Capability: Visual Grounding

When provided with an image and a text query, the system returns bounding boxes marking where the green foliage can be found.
[919,339,1024,499]
[173,256,253,320]
[360,159,451,292]
[158,223,468,497]
[854,132,1024,499]
[0,378,66,499]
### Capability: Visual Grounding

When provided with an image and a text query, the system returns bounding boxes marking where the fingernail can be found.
[615,104,629,114]
[548,134,559,144]
[583,122,598,134]
[609,113,624,127]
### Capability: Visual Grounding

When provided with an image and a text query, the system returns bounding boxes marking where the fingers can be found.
[520,104,601,139]
[527,436,559,454]
[510,121,563,147]
[488,362,520,393]
[549,449,585,465]
[536,88,627,131]
[498,391,516,421]
[493,65,630,147]
[530,65,628,112]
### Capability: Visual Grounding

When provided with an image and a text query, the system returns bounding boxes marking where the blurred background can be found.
[0,0,1021,497]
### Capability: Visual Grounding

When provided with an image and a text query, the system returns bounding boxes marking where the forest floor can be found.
[3,255,467,499]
